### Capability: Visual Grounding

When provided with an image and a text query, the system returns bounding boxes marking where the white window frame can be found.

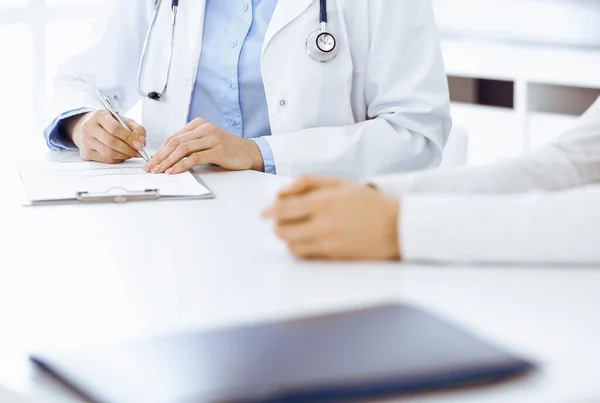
[0,1,102,131]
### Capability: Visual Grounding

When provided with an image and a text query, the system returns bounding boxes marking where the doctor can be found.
[44,0,451,179]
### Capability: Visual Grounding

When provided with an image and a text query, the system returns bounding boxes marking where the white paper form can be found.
[19,159,212,202]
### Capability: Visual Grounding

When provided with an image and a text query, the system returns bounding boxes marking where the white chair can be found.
[440,125,469,169]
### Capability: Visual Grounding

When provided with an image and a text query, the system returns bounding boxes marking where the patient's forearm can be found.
[374,98,600,197]
[398,185,600,264]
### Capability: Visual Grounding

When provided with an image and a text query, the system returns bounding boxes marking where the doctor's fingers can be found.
[93,127,140,159]
[153,129,214,162]
[172,118,208,137]
[124,119,147,140]
[149,137,215,173]
[156,121,212,156]
[80,147,126,165]
[97,113,146,151]
[86,137,131,162]
[164,150,220,175]
[158,118,209,152]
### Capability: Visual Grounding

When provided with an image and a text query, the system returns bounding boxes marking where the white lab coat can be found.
[372,98,600,264]
[50,0,451,179]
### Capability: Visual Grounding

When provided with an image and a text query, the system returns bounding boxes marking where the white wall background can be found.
[433,0,600,165]
[0,0,104,163]
[433,0,600,47]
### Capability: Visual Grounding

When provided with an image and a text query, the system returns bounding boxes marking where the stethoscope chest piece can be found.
[306,27,338,63]
[306,0,338,63]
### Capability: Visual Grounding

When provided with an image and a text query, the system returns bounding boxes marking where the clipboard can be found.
[18,160,215,206]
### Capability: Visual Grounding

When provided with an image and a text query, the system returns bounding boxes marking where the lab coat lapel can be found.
[262,0,315,56]
[169,0,207,126]
[142,0,207,145]
[176,0,206,66]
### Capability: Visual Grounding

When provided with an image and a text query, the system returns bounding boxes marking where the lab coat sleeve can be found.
[400,185,600,264]
[371,97,600,197]
[48,0,149,126]
[264,0,452,180]
[44,108,93,150]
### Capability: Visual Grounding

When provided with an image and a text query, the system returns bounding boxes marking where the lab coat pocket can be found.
[265,0,355,133]
[295,40,354,128]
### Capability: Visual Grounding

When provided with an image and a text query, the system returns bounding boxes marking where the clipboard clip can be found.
[76,187,160,203]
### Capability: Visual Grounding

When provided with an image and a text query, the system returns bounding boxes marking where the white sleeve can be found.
[400,185,600,264]
[265,0,451,180]
[49,0,150,120]
[372,97,600,197]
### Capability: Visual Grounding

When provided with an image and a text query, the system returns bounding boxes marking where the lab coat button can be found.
[279,99,287,107]
[243,3,249,12]
[230,40,238,48]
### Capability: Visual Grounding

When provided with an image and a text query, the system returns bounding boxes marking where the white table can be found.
[1,156,600,403]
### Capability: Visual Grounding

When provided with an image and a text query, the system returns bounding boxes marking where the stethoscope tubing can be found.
[138,0,178,101]
[320,0,328,23]
[138,0,335,101]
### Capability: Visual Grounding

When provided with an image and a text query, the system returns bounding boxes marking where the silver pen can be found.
[96,89,150,162]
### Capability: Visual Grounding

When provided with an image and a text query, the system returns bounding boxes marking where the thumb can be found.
[125,119,147,142]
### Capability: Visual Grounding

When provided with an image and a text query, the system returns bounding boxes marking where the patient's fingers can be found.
[277,176,348,199]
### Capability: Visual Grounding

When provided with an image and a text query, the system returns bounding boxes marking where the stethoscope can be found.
[137,0,178,101]
[306,0,339,63]
[137,0,337,101]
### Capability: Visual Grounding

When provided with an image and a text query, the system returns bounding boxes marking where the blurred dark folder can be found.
[31,304,534,403]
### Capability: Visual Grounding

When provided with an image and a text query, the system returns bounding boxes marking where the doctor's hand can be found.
[67,110,147,164]
[263,176,402,261]
[145,118,264,174]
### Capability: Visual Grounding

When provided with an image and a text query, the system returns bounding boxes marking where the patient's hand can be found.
[263,176,401,261]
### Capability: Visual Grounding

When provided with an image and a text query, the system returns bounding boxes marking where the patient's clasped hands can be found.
[263,176,402,261]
